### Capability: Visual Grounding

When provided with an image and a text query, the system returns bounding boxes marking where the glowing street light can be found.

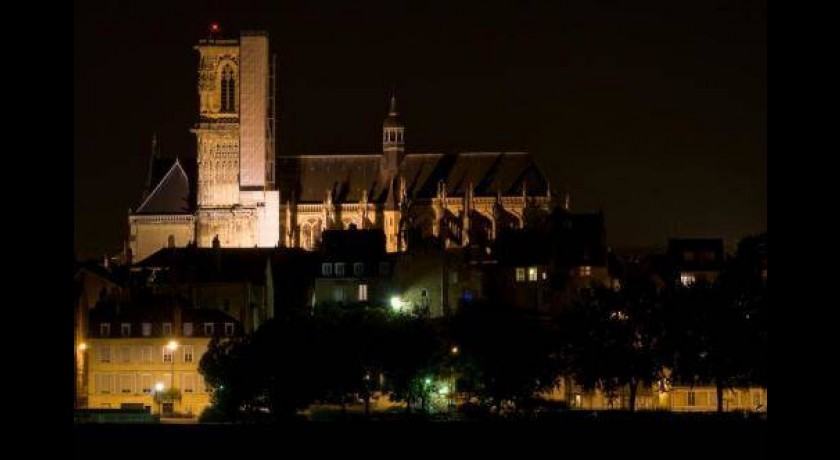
[390,296,402,312]
[78,342,87,351]
[450,345,459,355]
[154,382,165,416]
[438,384,450,396]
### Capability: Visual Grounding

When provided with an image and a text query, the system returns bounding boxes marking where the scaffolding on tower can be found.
[266,53,277,190]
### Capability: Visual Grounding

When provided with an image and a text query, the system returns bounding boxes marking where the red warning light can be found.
[210,22,220,34]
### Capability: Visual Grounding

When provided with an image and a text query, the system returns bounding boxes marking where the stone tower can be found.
[382,93,405,176]
[192,30,279,248]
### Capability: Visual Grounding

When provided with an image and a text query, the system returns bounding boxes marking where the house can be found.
[667,238,725,287]
[138,246,317,332]
[313,228,394,311]
[84,294,242,417]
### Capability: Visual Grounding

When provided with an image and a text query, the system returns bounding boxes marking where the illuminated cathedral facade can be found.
[129,30,554,262]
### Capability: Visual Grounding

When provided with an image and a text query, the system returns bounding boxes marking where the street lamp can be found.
[449,344,459,412]
[166,340,178,417]
[155,382,165,415]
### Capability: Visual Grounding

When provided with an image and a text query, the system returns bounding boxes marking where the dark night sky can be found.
[74,0,766,260]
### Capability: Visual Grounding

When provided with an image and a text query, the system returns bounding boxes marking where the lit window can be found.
[579,266,592,277]
[163,347,174,364]
[120,323,131,337]
[528,267,538,282]
[752,392,761,408]
[142,323,151,337]
[183,322,193,336]
[680,273,696,287]
[335,263,346,277]
[204,323,215,336]
[358,284,369,301]
[183,345,194,363]
[162,323,172,336]
[354,262,364,277]
[515,268,525,282]
[321,263,332,276]
[224,322,235,336]
[98,346,111,363]
[334,287,345,302]
[450,271,459,283]
[183,374,196,394]
[119,374,133,394]
[99,323,110,337]
[140,374,152,394]
[140,347,152,364]
[119,346,131,363]
[687,391,696,406]
[96,374,114,394]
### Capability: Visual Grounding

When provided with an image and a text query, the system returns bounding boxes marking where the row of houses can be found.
[74,211,766,417]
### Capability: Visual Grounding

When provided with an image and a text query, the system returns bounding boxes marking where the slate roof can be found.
[134,158,196,214]
[276,152,549,204]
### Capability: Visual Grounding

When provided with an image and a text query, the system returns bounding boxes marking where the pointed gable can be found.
[135,159,192,214]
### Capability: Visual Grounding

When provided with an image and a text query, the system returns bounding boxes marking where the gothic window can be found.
[221,64,236,113]
[302,223,312,249]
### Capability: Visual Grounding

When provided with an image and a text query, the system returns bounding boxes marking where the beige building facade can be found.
[85,336,213,417]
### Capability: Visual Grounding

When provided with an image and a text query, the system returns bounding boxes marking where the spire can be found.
[389,91,398,116]
[389,84,398,115]
[143,133,160,200]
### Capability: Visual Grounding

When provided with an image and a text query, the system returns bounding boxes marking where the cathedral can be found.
[129,30,554,262]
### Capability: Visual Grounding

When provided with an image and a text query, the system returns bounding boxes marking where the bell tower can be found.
[192,29,241,209]
[382,93,405,176]
[191,26,280,249]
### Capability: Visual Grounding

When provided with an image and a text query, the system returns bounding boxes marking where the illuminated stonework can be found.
[129,30,552,262]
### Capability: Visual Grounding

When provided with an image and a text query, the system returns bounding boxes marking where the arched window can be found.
[221,65,235,113]
[167,235,175,248]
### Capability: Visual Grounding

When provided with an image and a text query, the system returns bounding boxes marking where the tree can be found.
[449,301,555,415]
[561,284,665,412]
[664,282,753,412]
[378,316,441,414]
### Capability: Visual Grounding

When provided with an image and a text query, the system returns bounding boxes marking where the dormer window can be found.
[99,323,110,337]
[120,323,131,337]
[204,323,215,336]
